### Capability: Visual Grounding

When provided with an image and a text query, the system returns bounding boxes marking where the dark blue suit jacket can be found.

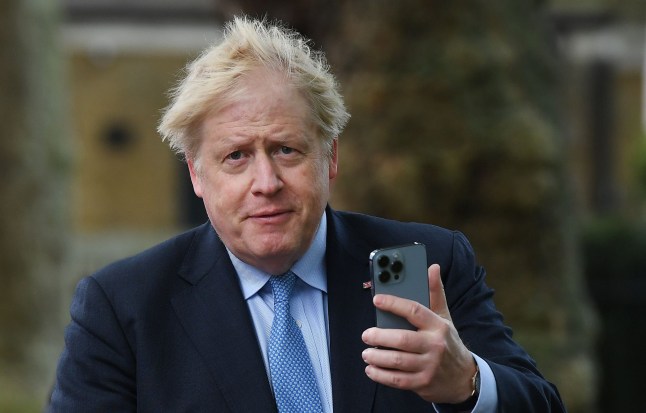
[48,208,565,412]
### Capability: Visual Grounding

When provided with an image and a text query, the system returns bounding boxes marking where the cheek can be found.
[201,177,238,213]
[296,163,331,208]
[312,159,332,192]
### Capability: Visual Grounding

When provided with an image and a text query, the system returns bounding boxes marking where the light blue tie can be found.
[268,272,323,413]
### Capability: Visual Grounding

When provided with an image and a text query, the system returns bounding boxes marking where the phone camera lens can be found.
[377,255,390,268]
[391,260,403,273]
[378,271,391,283]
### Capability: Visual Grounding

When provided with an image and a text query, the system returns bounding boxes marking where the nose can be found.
[250,154,284,196]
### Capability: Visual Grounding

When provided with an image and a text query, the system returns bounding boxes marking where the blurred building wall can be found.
[65,31,191,232]
[59,6,219,278]
[557,15,645,218]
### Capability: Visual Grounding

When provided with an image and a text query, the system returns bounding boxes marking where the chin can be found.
[251,241,303,265]
[253,241,299,260]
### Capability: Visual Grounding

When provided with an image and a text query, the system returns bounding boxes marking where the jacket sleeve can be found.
[47,276,136,413]
[443,231,566,413]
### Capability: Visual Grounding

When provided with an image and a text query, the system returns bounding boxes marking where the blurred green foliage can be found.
[582,217,646,412]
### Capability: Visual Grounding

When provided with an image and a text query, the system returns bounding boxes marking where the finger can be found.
[362,326,426,353]
[428,264,451,321]
[361,347,425,373]
[372,293,434,330]
[364,363,423,391]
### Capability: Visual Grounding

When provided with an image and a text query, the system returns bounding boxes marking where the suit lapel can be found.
[171,225,276,413]
[326,209,378,413]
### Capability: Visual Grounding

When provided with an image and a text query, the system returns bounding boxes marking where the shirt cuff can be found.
[433,353,498,413]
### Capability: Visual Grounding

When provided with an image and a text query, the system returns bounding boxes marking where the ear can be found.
[329,138,339,181]
[187,159,204,198]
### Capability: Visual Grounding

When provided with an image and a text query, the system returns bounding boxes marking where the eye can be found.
[227,150,243,161]
[280,146,294,155]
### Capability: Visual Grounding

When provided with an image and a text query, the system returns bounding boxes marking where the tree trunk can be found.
[0,0,69,409]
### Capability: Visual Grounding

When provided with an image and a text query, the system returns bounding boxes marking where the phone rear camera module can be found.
[377,255,390,268]
[378,270,391,283]
[391,260,403,273]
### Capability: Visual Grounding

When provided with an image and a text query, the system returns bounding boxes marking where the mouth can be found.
[247,209,293,223]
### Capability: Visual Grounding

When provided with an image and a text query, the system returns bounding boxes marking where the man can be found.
[48,16,566,413]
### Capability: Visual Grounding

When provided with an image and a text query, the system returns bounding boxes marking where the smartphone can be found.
[369,243,430,330]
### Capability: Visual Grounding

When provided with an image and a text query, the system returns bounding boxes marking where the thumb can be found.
[428,264,451,321]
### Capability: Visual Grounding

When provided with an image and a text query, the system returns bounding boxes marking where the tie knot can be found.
[270,272,297,304]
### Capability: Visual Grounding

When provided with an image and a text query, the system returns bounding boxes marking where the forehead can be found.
[233,70,306,112]
[203,69,315,135]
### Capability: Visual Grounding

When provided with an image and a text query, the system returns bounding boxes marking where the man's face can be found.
[188,69,338,275]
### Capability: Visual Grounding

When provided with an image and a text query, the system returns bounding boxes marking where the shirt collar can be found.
[227,211,328,300]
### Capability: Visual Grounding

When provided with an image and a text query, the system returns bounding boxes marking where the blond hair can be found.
[158,16,350,162]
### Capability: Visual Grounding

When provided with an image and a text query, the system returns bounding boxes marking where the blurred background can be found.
[1,0,644,412]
